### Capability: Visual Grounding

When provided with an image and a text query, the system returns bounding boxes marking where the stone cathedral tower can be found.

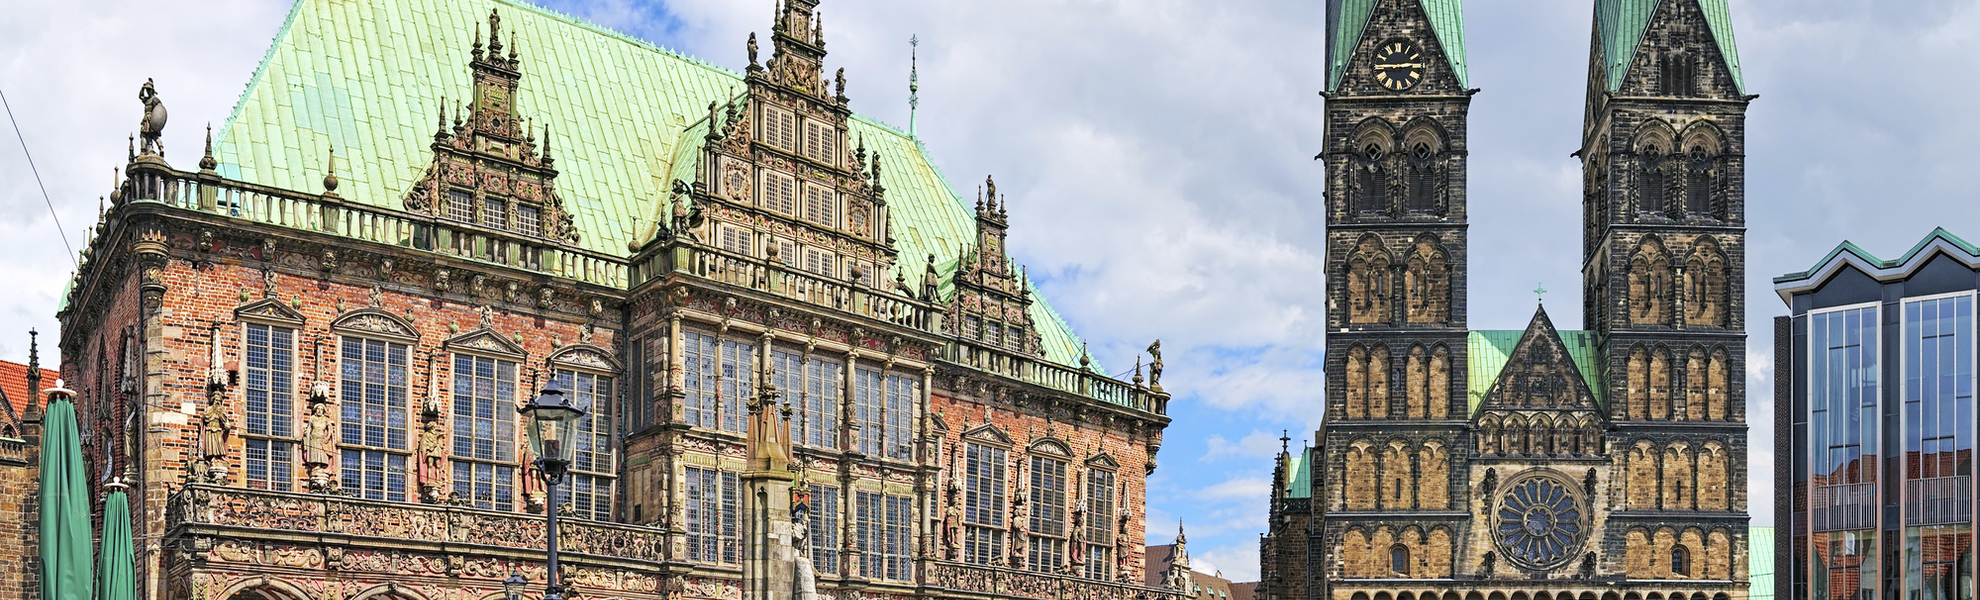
[1262,2,1752,599]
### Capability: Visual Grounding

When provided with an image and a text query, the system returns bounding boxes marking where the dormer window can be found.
[480,197,507,229]
[803,119,836,163]
[516,204,542,237]
[763,171,797,215]
[446,190,474,222]
[803,184,837,228]
[764,106,797,150]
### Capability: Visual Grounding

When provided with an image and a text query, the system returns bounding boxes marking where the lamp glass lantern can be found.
[520,379,585,477]
[503,572,528,600]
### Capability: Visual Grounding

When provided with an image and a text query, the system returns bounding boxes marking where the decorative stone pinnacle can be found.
[199,123,218,172]
[322,146,340,196]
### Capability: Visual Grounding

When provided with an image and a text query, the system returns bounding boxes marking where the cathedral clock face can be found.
[1372,40,1426,91]
[1492,472,1588,571]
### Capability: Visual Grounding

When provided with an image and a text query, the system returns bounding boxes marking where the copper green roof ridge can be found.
[208,0,1092,368]
[1325,0,1468,92]
[1466,324,1605,417]
[214,0,307,153]
[1595,0,1746,95]
[1774,228,1980,284]
[1286,447,1312,499]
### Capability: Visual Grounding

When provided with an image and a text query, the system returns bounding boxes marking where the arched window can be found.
[1354,143,1389,214]
[1671,545,1691,577]
[1638,147,1667,214]
[1406,142,1441,213]
[1392,544,1412,576]
[1684,146,1716,216]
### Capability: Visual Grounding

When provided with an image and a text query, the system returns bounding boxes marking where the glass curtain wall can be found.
[1812,305,1881,600]
[1904,295,1975,600]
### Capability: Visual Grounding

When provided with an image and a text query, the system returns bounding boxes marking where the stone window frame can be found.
[680,328,753,435]
[805,483,842,574]
[852,362,917,462]
[237,303,304,492]
[444,328,528,512]
[770,345,840,450]
[801,117,837,165]
[550,343,622,522]
[761,169,798,215]
[960,424,1013,566]
[855,488,914,581]
[1390,543,1411,576]
[684,465,740,565]
[762,104,798,152]
[1025,438,1075,574]
[329,309,421,503]
[1082,453,1120,581]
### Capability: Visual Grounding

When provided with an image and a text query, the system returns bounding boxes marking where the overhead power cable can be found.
[0,86,78,269]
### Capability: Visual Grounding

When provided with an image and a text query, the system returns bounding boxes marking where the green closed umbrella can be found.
[96,480,135,600]
[39,386,91,600]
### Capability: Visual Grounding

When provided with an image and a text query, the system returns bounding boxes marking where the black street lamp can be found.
[519,379,585,600]
[502,572,527,600]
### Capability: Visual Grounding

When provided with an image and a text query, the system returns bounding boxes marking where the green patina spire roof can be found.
[1595,0,1746,94]
[1325,0,1468,92]
[212,0,1089,366]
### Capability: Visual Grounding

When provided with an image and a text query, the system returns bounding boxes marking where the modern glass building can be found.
[1775,229,1980,600]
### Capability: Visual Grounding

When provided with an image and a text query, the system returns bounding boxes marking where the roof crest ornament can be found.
[199,123,217,173]
[908,35,920,138]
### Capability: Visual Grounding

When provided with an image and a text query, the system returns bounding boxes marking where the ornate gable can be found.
[1480,306,1596,411]
[549,343,620,373]
[401,9,579,245]
[1085,452,1120,470]
[445,327,526,359]
[234,298,306,327]
[945,175,1043,356]
[961,422,1013,447]
[330,308,419,343]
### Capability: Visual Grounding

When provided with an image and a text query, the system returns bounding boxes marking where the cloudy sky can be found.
[7,0,1980,581]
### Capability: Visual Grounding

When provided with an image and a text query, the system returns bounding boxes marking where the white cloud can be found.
[1202,430,1285,463]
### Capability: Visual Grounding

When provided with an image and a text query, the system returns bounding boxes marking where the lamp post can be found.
[519,380,585,600]
[502,572,527,600]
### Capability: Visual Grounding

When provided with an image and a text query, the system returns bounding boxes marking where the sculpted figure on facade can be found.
[302,401,338,490]
[418,419,449,503]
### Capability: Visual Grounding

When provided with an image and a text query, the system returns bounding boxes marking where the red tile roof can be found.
[0,359,58,423]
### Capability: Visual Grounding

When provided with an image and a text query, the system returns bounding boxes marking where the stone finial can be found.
[322,147,340,196]
[199,123,218,172]
[24,329,42,416]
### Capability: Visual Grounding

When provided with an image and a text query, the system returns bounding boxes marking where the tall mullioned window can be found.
[1810,305,1880,600]
[557,370,616,521]
[1026,455,1069,573]
[683,333,752,433]
[772,350,840,448]
[452,354,517,511]
[857,492,912,581]
[685,467,739,565]
[963,442,1008,565]
[1903,294,1975,598]
[1084,469,1117,580]
[340,336,410,501]
[243,323,295,491]
[805,484,840,574]
[854,368,914,460]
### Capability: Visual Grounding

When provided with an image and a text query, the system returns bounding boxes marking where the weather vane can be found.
[908,35,920,138]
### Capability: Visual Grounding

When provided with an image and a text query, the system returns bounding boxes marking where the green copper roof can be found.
[1775,228,1980,284]
[1286,447,1312,499]
[1326,0,1468,92]
[1465,327,1604,416]
[213,0,1088,366]
[1595,0,1746,94]
[1749,526,1775,600]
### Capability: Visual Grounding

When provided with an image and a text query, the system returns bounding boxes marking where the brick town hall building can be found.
[1260,1,1754,599]
[49,1,1183,599]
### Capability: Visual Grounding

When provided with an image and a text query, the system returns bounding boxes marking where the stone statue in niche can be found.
[301,402,338,491]
[793,503,820,600]
[418,419,449,503]
[199,398,232,464]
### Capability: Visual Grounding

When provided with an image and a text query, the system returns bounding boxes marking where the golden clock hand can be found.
[1379,63,1425,69]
